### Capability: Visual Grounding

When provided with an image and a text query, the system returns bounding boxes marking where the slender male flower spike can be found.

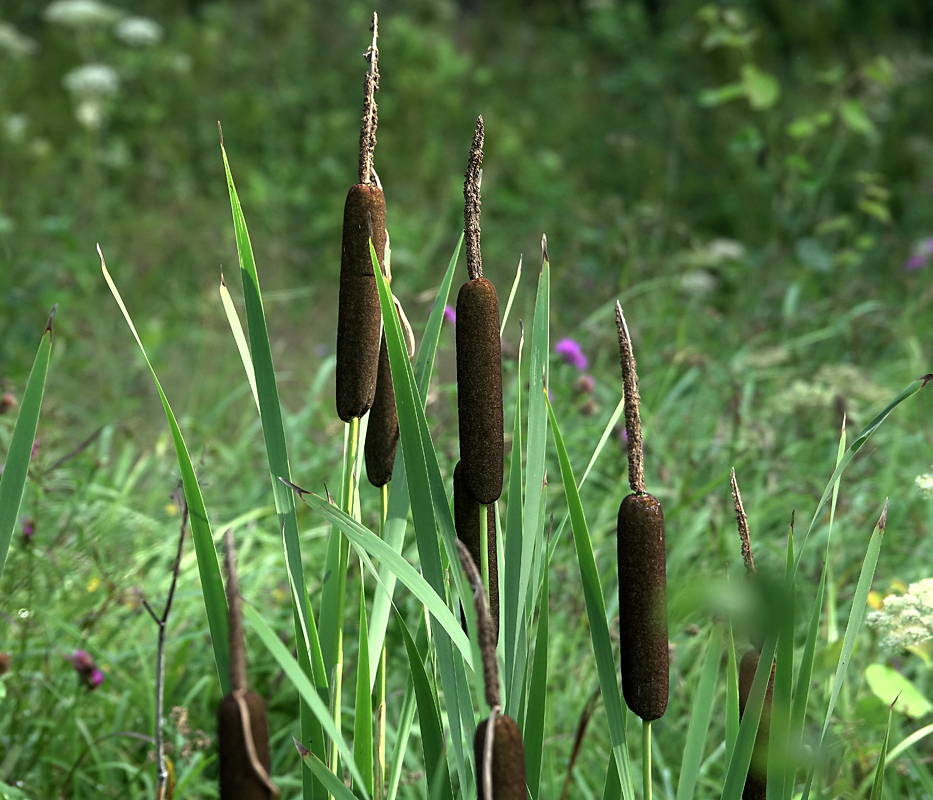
[615,301,669,722]
[456,116,504,505]
[336,14,387,422]
[455,541,525,800]
[217,531,277,800]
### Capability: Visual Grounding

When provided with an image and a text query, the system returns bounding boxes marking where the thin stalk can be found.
[480,505,490,610]
[375,483,388,800]
[643,720,652,800]
[332,416,360,776]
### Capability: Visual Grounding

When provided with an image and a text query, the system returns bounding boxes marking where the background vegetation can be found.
[1,0,932,797]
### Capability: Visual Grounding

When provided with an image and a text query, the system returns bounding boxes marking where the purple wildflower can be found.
[905,238,933,271]
[555,338,588,371]
[70,650,105,691]
[443,305,456,325]
[22,517,34,545]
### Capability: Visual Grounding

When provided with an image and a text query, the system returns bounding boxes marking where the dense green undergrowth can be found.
[1,1,933,798]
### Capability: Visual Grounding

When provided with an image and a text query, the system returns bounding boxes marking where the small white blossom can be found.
[0,22,37,57]
[4,113,29,143]
[63,63,119,100]
[75,99,104,130]
[916,472,933,500]
[44,0,122,28]
[679,269,717,297]
[114,16,162,47]
[868,578,933,650]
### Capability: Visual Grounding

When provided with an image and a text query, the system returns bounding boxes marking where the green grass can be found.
[2,1,933,798]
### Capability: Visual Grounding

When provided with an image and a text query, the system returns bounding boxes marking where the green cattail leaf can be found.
[220,138,326,798]
[386,678,418,800]
[243,603,369,798]
[373,239,475,788]
[0,309,52,585]
[524,563,549,799]
[354,582,374,797]
[367,234,463,688]
[869,704,895,800]
[295,748,362,800]
[545,393,636,799]
[218,275,259,415]
[394,607,454,800]
[675,625,723,800]
[102,260,230,696]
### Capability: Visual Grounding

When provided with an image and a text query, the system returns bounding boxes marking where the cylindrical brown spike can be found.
[738,650,773,800]
[336,182,386,422]
[454,461,498,642]
[617,492,669,721]
[218,690,274,800]
[455,277,503,505]
[474,715,526,800]
[364,332,399,487]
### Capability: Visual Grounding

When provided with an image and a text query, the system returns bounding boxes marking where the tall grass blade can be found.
[219,273,259,414]
[524,559,550,799]
[219,135,326,797]
[354,582,374,798]
[675,625,723,800]
[545,394,635,799]
[0,307,53,584]
[101,255,231,694]
[869,703,895,800]
[243,603,369,797]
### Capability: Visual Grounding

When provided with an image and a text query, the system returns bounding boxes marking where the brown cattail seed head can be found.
[617,491,669,721]
[218,691,273,800]
[454,461,498,642]
[455,277,503,504]
[336,183,386,422]
[738,650,773,800]
[364,332,399,487]
[474,715,526,800]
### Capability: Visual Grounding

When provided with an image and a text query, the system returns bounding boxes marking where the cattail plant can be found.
[217,530,277,799]
[336,13,386,423]
[615,302,669,723]
[454,460,498,640]
[455,539,525,800]
[732,468,772,800]
[456,116,504,507]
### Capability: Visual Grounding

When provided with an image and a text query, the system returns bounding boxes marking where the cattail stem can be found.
[642,720,653,800]
[479,505,490,614]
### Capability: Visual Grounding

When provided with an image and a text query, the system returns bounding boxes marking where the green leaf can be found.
[545,394,635,799]
[869,702,895,800]
[524,560,550,798]
[101,254,231,695]
[865,665,933,719]
[840,99,877,138]
[354,583,374,797]
[698,83,745,107]
[675,625,723,800]
[741,64,780,110]
[0,307,53,585]
[243,603,369,798]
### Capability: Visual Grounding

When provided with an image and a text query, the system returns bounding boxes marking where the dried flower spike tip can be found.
[615,301,669,721]
[456,117,503,504]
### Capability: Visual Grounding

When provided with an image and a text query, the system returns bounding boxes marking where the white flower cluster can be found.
[114,16,162,47]
[0,22,37,57]
[63,63,118,130]
[916,471,933,500]
[44,0,122,28]
[868,578,933,650]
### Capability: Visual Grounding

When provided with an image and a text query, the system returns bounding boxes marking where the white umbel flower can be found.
[868,578,933,650]
[44,0,122,27]
[0,22,37,57]
[917,472,933,500]
[63,63,119,99]
[114,16,162,47]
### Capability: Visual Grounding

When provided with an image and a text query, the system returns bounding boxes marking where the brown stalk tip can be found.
[730,468,756,577]
[617,491,669,721]
[464,116,484,281]
[336,183,387,422]
[454,538,500,709]
[615,302,645,494]
[358,13,380,185]
[456,276,504,504]
[364,333,399,487]
[474,715,527,800]
[454,462,498,642]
